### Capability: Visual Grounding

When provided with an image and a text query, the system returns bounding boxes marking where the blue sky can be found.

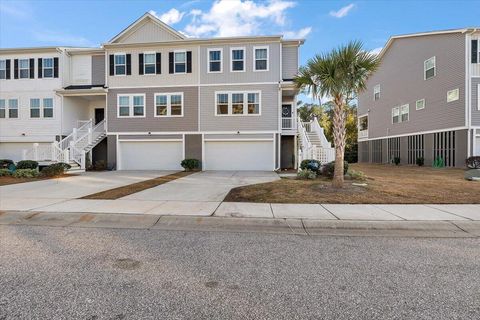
[1,0,479,64]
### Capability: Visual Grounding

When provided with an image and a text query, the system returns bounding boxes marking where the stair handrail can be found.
[58,119,93,151]
[311,116,332,148]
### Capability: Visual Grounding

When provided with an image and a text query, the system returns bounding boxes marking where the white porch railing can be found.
[282,117,294,130]
[358,129,368,139]
[297,116,335,167]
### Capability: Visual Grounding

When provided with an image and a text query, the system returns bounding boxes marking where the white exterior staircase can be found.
[298,116,335,166]
[22,119,106,171]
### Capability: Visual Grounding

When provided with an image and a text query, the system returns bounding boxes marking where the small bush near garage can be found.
[0,159,14,169]
[466,156,480,169]
[181,159,200,171]
[16,160,39,170]
[0,169,12,176]
[416,157,425,167]
[321,161,349,178]
[297,169,317,180]
[13,169,39,178]
[300,159,321,173]
[41,162,71,177]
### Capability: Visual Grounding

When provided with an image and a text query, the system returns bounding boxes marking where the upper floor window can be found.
[416,99,425,110]
[215,91,261,116]
[114,54,126,75]
[30,98,40,118]
[174,51,186,73]
[144,53,156,74]
[8,99,18,118]
[155,93,183,117]
[392,107,400,124]
[231,47,245,72]
[43,98,53,118]
[400,104,409,122]
[117,94,145,118]
[472,39,478,64]
[208,49,222,73]
[0,99,5,118]
[373,84,380,101]
[424,56,435,80]
[19,59,30,78]
[254,46,269,71]
[447,88,459,102]
[42,58,54,78]
[358,116,368,131]
[0,60,6,79]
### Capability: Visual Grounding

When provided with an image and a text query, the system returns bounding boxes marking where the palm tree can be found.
[294,41,380,188]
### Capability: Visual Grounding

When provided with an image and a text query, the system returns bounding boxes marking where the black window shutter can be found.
[156,52,161,74]
[186,51,192,73]
[54,57,59,78]
[109,54,114,76]
[138,53,144,75]
[5,60,10,79]
[38,58,43,78]
[126,54,131,75]
[472,40,478,64]
[29,58,34,79]
[169,52,174,74]
[14,59,18,79]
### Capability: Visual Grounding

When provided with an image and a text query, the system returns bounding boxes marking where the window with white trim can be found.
[358,115,368,131]
[174,51,186,73]
[117,94,145,117]
[0,60,6,79]
[447,88,459,102]
[0,99,5,118]
[30,98,40,118]
[231,48,245,72]
[8,99,18,118]
[43,98,53,118]
[144,53,156,74]
[155,93,183,117]
[42,58,54,78]
[373,84,380,101]
[416,99,425,110]
[400,104,409,122]
[19,59,29,78]
[114,54,126,75]
[392,107,400,124]
[424,56,435,80]
[215,91,261,116]
[208,49,222,73]
[254,47,268,71]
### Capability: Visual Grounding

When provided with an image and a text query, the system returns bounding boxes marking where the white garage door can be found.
[119,141,183,170]
[476,137,480,156]
[205,141,274,171]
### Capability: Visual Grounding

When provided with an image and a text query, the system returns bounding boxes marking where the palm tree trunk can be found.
[332,97,346,188]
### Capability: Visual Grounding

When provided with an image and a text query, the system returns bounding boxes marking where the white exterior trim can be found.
[253,46,269,72]
[207,48,223,73]
[214,90,262,116]
[113,53,127,76]
[359,126,469,141]
[117,138,183,142]
[111,130,279,135]
[230,47,246,72]
[116,93,146,118]
[173,49,187,74]
[153,92,184,117]
[108,81,279,89]
[142,51,157,75]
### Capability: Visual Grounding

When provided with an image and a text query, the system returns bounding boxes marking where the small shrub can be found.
[0,159,14,169]
[181,159,200,171]
[0,169,12,176]
[297,169,317,180]
[321,161,349,178]
[16,160,39,170]
[94,160,107,171]
[466,156,480,169]
[300,159,321,173]
[392,157,401,166]
[13,169,39,178]
[433,157,445,168]
[416,157,425,167]
[347,169,366,181]
[41,162,71,177]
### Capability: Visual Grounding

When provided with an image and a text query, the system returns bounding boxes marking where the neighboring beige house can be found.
[358,28,480,167]
[0,12,305,171]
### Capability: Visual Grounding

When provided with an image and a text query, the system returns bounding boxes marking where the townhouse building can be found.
[358,28,480,168]
[0,12,303,171]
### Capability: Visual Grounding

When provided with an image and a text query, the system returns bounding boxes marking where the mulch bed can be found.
[81,171,194,200]
[0,174,72,186]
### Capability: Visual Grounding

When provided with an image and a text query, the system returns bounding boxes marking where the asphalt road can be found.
[1,225,479,320]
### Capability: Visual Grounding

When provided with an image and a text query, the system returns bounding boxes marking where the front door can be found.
[94,108,105,125]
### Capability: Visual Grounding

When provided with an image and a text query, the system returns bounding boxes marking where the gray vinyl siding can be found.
[106,135,117,169]
[199,84,279,132]
[282,45,298,80]
[107,86,198,132]
[184,134,202,162]
[472,78,480,126]
[200,42,281,84]
[107,45,198,88]
[115,21,182,43]
[91,55,105,86]
[358,33,466,139]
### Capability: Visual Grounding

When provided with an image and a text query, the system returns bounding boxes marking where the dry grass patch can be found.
[81,171,193,200]
[0,174,71,186]
[225,163,480,204]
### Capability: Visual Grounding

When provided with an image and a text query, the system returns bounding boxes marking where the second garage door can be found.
[204,140,274,171]
[119,141,183,170]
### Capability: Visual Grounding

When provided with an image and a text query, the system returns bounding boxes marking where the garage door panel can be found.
[119,141,183,170]
[205,141,273,171]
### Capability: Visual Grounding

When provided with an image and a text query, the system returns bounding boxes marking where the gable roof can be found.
[377,27,479,59]
[108,11,185,44]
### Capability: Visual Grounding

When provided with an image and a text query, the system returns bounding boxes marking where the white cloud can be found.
[149,8,185,25]
[369,47,383,55]
[329,3,355,18]
[184,0,302,38]
[0,1,33,19]
[284,27,311,39]
[32,30,94,47]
